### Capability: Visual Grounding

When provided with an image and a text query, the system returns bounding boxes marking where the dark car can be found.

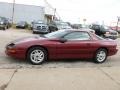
[0,17,11,30]
[5,29,118,65]
[110,26,120,33]
[48,21,72,32]
[90,24,118,39]
[16,21,28,29]
[31,20,49,34]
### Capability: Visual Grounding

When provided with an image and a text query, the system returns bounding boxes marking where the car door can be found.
[56,31,95,59]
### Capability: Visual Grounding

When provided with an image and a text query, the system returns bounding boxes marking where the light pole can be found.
[12,0,15,24]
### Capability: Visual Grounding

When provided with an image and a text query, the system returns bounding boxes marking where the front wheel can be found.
[3,26,7,30]
[94,49,107,63]
[27,47,47,65]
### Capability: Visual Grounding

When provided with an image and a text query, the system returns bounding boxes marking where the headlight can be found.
[6,43,15,49]
[0,22,4,24]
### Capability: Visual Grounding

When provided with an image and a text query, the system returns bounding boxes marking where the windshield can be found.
[58,25,71,29]
[34,21,44,25]
[56,22,71,29]
[104,26,110,30]
[44,30,68,38]
[56,22,68,26]
[18,21,26,24]
[101,26,110,31]
[0,17,5,21]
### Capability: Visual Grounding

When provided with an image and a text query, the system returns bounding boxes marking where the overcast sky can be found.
[0,0,120,25]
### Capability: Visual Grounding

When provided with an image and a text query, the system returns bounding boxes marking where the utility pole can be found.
[116,16,120,31]
[53,8,56,21]
[12,0,15,24]
[83,18,87,26]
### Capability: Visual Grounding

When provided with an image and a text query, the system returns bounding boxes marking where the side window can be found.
[63,32,90,40]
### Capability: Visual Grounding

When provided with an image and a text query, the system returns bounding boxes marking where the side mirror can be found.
[59,38,67,43]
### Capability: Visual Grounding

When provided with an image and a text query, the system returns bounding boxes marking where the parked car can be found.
[90,24,118,40]
[109,26,120,33]
[81,28,95,33]
[16,21,28,29]
[5,29,118,65]
[71,24,82,29]
[0,17,11,30]
[31,20,49,34]
[48,21,72,32]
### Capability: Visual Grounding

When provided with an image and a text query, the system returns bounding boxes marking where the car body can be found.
[5,29,118,65]
[90,24,118,39]
[0,17,11,30]
[48,21,72,32]
[16,21,28,29]
[31,20,49,34]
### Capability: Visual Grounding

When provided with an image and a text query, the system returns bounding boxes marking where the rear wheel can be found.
[27,47,47,65]
[94,49,107,63]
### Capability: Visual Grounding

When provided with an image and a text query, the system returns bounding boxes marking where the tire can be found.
[94,49,107,63]
[33,31,35,34]
[7,26,9,29]
[3,26,6,30]
[27,47,47,65]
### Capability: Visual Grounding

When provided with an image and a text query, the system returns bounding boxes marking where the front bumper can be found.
[5,48,26,59]
[33,29,49,33]
[108,48,118,56]
[0,24,5,28]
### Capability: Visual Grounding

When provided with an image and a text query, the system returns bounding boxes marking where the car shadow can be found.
[47,58,93,64]
[5,56,93,64]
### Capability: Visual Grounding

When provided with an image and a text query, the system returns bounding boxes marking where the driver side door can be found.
[56,31,95,59]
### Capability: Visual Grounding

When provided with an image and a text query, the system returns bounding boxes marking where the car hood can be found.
[11,36,46,44]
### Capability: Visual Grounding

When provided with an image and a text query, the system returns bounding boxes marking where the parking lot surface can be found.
[0,29,120,69]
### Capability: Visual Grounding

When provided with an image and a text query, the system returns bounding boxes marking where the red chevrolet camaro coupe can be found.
[5,29,118,65]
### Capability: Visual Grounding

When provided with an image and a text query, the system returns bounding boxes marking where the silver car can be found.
[31,20,49,34]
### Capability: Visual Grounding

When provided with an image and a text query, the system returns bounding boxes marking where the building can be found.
[0,1,56,24]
